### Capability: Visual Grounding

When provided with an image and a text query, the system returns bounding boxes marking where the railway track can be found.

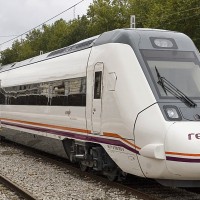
[20,146,200,200]
[0,172,37,200]
[1,140,200,200]
[14,149,154,199]
[0,140,156,200]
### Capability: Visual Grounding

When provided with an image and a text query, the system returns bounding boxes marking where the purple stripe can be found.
[167,156,200,163]
[2,121,139,154]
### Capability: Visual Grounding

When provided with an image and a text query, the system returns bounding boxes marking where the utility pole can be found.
[130,15,136,28]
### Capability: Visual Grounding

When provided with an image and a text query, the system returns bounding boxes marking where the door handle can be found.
[93,108,96,114]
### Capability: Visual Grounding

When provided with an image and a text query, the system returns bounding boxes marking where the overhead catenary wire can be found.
[156,6,200,28]
[156,10,200,29]
[0,0,85,47]
[159,6,200,19]
[132,6,200,28]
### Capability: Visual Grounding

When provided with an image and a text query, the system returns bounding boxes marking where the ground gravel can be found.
[0,144,141,200]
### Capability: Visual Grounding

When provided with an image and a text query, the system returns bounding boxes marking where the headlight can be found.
[163,106,182,121]
[150,37,178,49]
[154,39,173,48]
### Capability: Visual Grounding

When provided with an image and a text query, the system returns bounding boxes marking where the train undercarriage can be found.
[0,128,126,181]
[63,139,125,181]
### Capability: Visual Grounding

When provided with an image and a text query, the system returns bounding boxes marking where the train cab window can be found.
[141,50,200,99]
[94,71,102,99]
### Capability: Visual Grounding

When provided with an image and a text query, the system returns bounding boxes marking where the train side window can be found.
[68,77,86,106]
[94,71,102,99]
[2,76,86,106]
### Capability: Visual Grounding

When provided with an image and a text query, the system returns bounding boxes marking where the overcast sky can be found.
[0,0,93,50]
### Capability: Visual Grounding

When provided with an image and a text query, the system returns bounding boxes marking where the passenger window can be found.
[94,71,102,99]
[1,77,87,106]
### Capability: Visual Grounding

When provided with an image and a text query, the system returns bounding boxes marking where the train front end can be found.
[132,29,200,187]
[163,121,200,187]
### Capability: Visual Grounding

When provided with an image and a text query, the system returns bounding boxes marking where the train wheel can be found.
[106,169,118,181]
[79,161,88,172]
[118,171,127,182]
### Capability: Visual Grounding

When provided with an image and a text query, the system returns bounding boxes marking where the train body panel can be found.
[87,43,155,138]
[85,42,156,175]
[1,28,200,186]
[0,105,87,134]
[0,48,90,158]
[0,128,68,158]
[134,103,173,178]
[165,122,200,179]
[2,48,90,87]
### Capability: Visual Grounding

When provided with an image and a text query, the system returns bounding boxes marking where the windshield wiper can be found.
[155,66,197,108]
[155,67,167,96]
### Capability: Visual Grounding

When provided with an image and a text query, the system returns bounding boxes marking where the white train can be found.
[0,28,200,187]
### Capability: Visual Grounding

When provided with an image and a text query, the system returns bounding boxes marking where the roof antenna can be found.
[130,15,136,28]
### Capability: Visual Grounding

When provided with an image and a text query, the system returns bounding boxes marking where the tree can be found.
[87,0,130,35]
[0,40,21,65]
[1,0,200,65]
[62,15,91,46]
[130,0,200,49]
[41,19,69,52]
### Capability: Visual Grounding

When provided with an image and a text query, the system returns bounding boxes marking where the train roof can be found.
[0,28,192,73]
[0,34,100,73]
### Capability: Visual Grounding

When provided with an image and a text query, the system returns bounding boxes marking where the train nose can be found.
[165,122,200,179]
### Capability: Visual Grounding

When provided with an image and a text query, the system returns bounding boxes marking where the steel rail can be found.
[0,173,37,200]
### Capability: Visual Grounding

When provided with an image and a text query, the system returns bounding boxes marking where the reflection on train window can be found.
[1,76,86,106]
[94,71,102,99]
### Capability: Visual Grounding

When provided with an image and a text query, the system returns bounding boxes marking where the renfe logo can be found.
[188,133,200,140]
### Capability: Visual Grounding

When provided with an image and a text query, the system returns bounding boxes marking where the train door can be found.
[91,63,104,134]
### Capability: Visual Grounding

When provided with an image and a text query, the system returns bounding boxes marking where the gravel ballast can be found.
[0,143,141,200]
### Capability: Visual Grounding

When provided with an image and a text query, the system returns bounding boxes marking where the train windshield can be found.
[141,50,200,99]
